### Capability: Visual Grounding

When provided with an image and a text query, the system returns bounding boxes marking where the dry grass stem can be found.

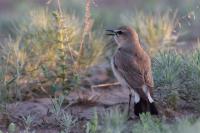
[78,0,93,68]
[91,82,120,89]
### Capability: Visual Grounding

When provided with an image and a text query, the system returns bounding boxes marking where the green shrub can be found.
[181,48,200,110]
[152,51,183,109]
[133,113,200,133]
[184,49,200,90]
[133,113,169,133]
[100,108,127,133]
[86,109,98,133]
[153,51,183,88]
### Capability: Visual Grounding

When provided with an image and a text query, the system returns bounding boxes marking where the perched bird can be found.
[106,26,158,116]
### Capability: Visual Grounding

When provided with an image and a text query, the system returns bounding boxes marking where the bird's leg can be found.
[128,93,132,115]
[128,87,132,117]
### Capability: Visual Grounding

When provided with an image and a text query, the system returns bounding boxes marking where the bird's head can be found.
[106,26,139,47]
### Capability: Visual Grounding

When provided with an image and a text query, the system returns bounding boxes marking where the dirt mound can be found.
[1,85,131,132]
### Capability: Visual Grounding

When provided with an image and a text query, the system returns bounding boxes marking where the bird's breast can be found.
[111,56,128,88]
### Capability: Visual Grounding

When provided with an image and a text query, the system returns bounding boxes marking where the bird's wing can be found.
[113,49,148,100]
[137,39,154,90]
[144,58,154,95]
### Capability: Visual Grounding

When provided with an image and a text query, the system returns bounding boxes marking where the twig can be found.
[57,0,62,15]
[77,0,92,68]
[91,82,120,89]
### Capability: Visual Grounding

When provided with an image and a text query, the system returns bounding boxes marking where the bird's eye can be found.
[117,31,123,35]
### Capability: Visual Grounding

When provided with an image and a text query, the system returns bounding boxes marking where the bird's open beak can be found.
[105,29,116,36]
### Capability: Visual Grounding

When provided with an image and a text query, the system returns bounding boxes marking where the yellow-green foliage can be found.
[0,8,106,100]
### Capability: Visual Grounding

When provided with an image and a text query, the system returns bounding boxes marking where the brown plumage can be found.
[106,26,158,116]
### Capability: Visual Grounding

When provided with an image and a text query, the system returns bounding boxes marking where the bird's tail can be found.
[134,99,158,116]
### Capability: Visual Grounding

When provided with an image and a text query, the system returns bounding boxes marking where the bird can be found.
[106,26,158,116]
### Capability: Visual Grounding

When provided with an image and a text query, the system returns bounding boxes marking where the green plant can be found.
[51,95,65,116]
[86,109,98,133]
[133,113,200,133]
[0,65,9,102]
[172,118,200,133]
[52,9,81,92]
[58,112,76,133]
[22,114,35,133]
[101,108,127,133]
[133,113,169,133]
[153,51,183,88]
[8,122,17,133]
[184,49,200,89]
[152,51,183,108]
[0,38,22,101]
[182,47,200,109]
[50,95,76,132]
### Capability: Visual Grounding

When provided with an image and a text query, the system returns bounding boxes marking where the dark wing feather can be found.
[114,49,149,100]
